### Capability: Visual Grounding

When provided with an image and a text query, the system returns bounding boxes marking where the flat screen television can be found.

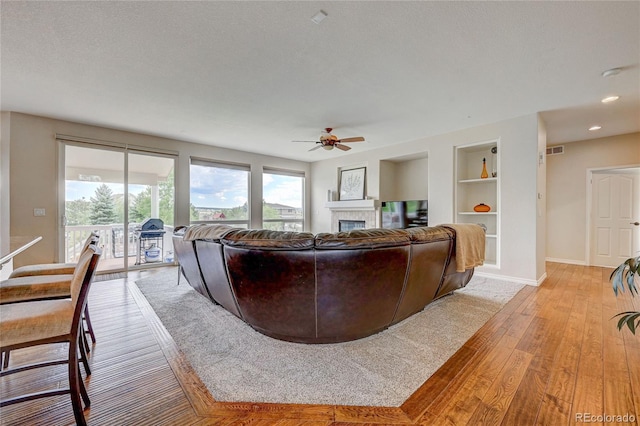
[381,200,428,229]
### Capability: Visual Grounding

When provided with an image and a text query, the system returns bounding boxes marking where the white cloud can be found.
[263,175,303,208]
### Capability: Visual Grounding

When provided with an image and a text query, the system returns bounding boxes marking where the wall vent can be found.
[546,146,564,155]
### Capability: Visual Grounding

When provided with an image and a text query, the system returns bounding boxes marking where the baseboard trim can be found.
[537,272,548,286]
[474,271,542,287]
[545,257,587,266]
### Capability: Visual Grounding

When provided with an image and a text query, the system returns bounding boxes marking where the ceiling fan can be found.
[293,128,365,151]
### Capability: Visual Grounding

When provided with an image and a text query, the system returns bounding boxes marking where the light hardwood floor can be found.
[1,262,638,425]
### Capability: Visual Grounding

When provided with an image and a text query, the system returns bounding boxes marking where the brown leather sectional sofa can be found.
[172,225,477,344]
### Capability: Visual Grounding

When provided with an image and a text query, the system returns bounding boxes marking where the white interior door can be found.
[590,170,640,267]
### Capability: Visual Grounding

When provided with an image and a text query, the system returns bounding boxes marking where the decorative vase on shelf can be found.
[481,158,489,179]
[474,203,491,212]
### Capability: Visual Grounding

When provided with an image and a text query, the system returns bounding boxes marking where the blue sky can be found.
[66,181,146,201]
[190,166,303,208]
[66,167,303,209]
[262,172,303,208]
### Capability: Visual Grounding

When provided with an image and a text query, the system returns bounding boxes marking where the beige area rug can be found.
[135,269,526,407]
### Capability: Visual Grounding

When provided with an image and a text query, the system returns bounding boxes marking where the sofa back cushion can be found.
[183,224,235,241]
[222,232,316,341]
[405,225,453,243]
[315,228,410,250]
[221,229,315,250]
[393,226,454,324]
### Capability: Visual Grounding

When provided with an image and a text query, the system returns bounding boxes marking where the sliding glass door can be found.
[127,152,175,269]
[62,142,175,272]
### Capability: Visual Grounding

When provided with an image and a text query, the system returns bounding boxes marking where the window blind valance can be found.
[190,157,250,172]
[55,134,178,157]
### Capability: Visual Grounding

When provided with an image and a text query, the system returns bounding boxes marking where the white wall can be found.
[536,115,547,281]
[546,132,640,264]
[5,112,311,267]
[311,113,543,284]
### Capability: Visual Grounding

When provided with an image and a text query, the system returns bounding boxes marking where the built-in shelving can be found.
[454,140,500,268]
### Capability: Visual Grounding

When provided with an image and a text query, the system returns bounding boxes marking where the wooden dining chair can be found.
[8,232,100,279]
[0,234,100,371]
[0,244,101,426]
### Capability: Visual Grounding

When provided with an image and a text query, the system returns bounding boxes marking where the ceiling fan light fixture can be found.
[601,68,622,78]
[601,95,620,103]
[322,144,334,150]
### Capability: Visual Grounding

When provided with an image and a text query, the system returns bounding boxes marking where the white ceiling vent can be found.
[546,146,565,155]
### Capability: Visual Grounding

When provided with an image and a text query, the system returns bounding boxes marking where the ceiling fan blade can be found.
[308,145,323,151]
[335,143,351,151]
[337,137,365,143]
[292,140,318,143]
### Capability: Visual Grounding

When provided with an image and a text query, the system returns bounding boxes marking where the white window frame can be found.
[189,158,251,228]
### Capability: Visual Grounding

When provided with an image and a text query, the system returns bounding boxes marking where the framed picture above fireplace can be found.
[339,167,366,200]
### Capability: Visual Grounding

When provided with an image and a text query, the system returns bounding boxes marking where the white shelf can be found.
[458,211,497,215]
[458,177,498,184]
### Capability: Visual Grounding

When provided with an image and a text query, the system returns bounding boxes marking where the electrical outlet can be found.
[34,208,46,217]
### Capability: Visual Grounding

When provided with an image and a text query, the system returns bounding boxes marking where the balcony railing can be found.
[65,224,174,264]
[262,219,303,232]
[65,220,304,270]
[190,219,304,232]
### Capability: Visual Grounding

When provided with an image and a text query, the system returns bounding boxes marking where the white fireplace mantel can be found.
[325,199,379,211]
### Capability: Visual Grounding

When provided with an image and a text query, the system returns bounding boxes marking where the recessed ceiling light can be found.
[601,68,622,78]
[601,95,620,103]
[311,10,327,24]
[589,125,602,131]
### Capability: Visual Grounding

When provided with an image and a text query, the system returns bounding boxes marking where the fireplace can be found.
[326,199,379,232]
[339,220,366,232]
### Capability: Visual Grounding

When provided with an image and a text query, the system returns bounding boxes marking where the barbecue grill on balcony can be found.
[135,218,165,265]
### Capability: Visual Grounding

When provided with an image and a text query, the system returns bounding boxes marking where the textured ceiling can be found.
[1,1,638,162]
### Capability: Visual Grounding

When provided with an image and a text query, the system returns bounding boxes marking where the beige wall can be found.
[394,157,429,201]
[4,112,311,268]
[546,132,640,264]
[1,113,11,279]
[378,156,429,202]
[311,113,544,284]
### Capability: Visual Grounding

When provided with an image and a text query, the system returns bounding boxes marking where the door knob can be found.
[632,221,640,226]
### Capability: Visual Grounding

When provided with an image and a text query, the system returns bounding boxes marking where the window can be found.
[262,168,304,231]
[190,159,250,228]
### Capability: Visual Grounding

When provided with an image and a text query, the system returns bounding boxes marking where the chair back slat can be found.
[79,233,100,258]
[70,244,101,306]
